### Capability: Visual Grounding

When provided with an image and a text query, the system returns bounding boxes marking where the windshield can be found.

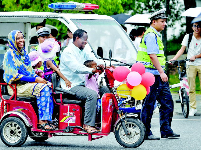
[71,19,137,64]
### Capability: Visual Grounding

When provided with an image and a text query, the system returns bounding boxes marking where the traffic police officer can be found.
[137,8,180,140]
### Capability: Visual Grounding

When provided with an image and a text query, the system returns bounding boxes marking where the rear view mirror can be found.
[97,47,103,58]
[109,49,112,59]
[109,49,112,67]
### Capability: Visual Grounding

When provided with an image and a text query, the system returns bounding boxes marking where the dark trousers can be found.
[140,75,174,136]
[70,85,110,126]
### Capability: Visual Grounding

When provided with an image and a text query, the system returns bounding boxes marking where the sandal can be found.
[83,124,99,134]
[48,121,57,129]
[49,123,56,129]
[38,123,54,131]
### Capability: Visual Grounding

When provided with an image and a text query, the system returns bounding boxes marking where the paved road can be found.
[0,114,200,150]
[0,93,200,149]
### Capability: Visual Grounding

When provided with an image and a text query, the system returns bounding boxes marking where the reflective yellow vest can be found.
[136,27,166,69]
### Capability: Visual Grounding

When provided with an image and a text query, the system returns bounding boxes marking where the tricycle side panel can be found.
[0,100,38,128]
[101,93,117,134]
[59,104,82,130]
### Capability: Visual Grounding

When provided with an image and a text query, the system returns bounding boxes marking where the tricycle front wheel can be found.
[115,118,145,148]
[0,117,28,147]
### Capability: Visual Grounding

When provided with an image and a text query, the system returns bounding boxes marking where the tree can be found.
[0,0,191,40]
[131,0,184,27]
[0,0,134,39]
[0,0,185,26]
[0,0,129,15]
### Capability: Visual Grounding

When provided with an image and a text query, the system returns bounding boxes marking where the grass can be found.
[169,73,201,94]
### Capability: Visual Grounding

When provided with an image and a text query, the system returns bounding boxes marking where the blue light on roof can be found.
[48,2,99,11]
[48,3,77,10]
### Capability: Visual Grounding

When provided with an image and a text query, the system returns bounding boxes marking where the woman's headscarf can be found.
[3,30,35,84]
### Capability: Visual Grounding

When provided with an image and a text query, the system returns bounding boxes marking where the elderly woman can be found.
[3,30,54,130]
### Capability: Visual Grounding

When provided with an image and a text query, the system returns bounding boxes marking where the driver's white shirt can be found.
[59,43,102,90]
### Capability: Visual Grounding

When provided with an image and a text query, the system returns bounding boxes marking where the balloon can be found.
[117,84,131,98]
[146,86,150,95]
[141,72,155,87]
[127,71,142,86]
[126,80,134,89]
[131,62,145,75]
[131,84,147,100]
[113,66,130,82]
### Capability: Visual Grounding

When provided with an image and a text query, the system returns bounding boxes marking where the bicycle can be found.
[168,59,190,118]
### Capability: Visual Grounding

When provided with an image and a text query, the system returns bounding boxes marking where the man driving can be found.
[59,29,109,133]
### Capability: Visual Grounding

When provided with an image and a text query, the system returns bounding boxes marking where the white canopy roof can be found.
[181,7,201,17]
[124,14,151,25]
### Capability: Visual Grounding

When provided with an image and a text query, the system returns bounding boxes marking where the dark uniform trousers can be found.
[140,75,174,136]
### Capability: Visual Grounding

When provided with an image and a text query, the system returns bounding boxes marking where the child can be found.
[84,60,103,116]
[38,39,71,88]
[84,60,103,97]
[28,51,44,78]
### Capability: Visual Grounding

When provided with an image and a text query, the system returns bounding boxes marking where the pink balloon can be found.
[146,86,150,95]
[141,72,155,88]
[127,71,142,86]
[126,80,134,89]
[131,63,145,75]
[113,66,130,82]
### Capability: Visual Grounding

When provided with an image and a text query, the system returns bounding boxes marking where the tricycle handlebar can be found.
[166,59,190,65]
[99,58,132,67]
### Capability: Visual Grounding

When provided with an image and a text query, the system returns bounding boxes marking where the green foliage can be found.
[0,0,129,15]
[169,74,180,86]
[167,29,186,55]
[0,0,185,40]
[0,0,135,39]
[0,0,184,21]
[196,76,201,93]
[169,74,180,93]
[0,0,3,11]
[167,42,181,55]
[62,0,127,15]
[169,74,201,94]
[131,0,184,27]
[46,19,67,40]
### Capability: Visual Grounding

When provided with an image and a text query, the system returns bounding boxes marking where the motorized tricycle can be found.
[0,50,145,148]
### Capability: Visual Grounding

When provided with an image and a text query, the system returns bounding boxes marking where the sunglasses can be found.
[193,25,201,28]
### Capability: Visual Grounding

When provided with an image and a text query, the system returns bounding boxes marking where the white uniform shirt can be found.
[133,37,142,50]
[182,34,201,66]
[62,38,73,48]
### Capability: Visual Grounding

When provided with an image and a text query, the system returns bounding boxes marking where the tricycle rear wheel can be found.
[115,118,145,148]
[0,117,28,147]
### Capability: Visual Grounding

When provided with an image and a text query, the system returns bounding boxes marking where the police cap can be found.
[36,27,51,37]
[149,8,167,21]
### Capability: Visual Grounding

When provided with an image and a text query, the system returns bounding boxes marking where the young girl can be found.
[38,38,71,88]
[84,60,103,97]
[28,51,44,78]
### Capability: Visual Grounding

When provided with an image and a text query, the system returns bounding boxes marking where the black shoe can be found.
[161,132,180,138]
[145,134,160,140]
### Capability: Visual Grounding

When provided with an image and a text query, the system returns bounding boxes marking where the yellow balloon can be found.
[117,84,131,98]
[131,84,146,100]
